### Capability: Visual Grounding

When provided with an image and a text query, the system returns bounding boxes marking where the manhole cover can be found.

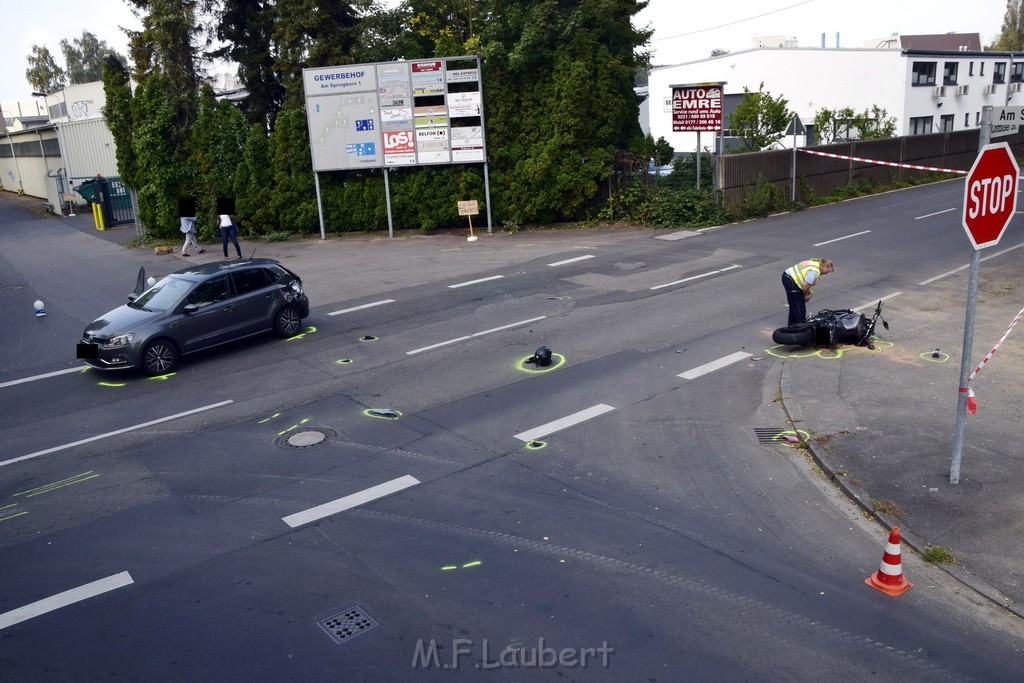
[289,431,327,447]
[275,427,336,450]
[318,606,379,644]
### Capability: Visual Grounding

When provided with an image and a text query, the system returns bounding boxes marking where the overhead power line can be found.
[652,0,818,43]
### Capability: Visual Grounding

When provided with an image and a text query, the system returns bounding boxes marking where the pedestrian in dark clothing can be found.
[218,214,242,259]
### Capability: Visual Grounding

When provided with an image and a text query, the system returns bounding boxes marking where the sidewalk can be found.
[778,256,1024,616]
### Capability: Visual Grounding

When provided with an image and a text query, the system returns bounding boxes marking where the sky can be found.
[0,0,1012,100]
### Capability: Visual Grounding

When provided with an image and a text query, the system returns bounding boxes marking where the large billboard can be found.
[303,56,486,172]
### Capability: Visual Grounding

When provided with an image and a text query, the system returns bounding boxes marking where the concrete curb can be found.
[777,355,1024,619]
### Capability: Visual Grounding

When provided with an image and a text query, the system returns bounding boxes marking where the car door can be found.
[177,275,238,351]
[229,267,279,336]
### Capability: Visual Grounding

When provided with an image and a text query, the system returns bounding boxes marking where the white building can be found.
[647,45,1024,154]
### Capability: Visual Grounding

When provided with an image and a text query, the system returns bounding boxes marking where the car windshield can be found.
[130,275,193,311]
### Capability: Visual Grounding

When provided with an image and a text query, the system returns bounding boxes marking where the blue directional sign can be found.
[346,142,377,156]
[356,119,374,131]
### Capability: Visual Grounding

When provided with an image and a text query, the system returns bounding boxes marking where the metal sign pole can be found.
[950,105,992,484]
[313,171,326,240]
[384,167,394,239]
[950,250,980,484]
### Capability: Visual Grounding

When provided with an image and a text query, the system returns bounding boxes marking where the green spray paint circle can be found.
[516,353,566,373]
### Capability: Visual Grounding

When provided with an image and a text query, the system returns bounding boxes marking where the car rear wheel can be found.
[772,323,815,346]
[273,304,302,338]
[142,339,179,375]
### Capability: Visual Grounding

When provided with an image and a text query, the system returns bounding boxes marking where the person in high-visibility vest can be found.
[782,258,834,325]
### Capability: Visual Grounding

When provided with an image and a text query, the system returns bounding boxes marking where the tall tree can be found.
[116,0,203,237]
[102,55,137,186]
[728,82,791,152]
[480,0,652,222]
[211,0,284,129]
[61,31,128,84]
[273,0,362,109]
[990,0,1024,50]
[25,45,66,94]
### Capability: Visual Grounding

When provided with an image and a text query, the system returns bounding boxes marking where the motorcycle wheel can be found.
[772,323,816,346]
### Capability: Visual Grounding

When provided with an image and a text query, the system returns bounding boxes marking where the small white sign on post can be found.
[458,200,479,241]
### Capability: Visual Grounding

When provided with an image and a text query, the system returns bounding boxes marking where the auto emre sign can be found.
[671,83,723,132]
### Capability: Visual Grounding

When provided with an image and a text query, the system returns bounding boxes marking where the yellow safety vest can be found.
[786,260,821,289]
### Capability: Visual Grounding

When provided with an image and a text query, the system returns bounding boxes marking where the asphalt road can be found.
[2,183,1023,680]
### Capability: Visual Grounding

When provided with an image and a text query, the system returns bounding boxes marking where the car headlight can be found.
[102,333,135,348]
[290,281,303,295]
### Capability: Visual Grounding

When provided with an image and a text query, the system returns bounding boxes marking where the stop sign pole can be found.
[950,107,1020,483]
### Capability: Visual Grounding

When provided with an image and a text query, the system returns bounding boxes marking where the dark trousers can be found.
[221,226,241,258]
[782,273,806,325]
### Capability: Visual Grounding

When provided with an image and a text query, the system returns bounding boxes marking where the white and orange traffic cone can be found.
[865,527,913,597]
[966,388,977,415]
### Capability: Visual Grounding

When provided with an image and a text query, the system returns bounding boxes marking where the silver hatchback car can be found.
[77,258,310,375]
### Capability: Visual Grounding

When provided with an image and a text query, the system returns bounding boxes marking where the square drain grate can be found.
[317,606,379,644]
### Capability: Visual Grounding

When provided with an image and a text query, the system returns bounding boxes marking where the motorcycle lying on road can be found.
[772,300,890,350]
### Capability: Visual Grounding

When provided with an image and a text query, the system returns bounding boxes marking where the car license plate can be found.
[77,343,99,359]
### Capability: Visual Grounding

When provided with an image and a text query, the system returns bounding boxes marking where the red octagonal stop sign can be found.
[962,142,1020,249]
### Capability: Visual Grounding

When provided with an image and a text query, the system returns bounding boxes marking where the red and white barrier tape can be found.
[968,304,1024,383]
[798,148,967,175]
[960,304,1024,414]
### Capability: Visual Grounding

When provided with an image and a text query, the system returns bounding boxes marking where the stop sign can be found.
[962,142,1020,249]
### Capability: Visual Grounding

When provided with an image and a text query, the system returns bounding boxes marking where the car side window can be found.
[232,268,272,295]
[187,276,229,308]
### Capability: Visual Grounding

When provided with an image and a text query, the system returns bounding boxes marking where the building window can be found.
[969,61,974,76]
[1012,62,1024,82]
[943,62,959,85]
[994,62,1006,84]
[965,113,970,127]
[912,61,937,86]
[981,62,986,76]
[940,114,955,132]
[910,116,933,135]
[976,112,981,126]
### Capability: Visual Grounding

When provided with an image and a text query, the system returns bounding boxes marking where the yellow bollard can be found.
[93,203,106,231]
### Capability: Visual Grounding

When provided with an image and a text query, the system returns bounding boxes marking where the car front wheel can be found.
[273,304,302,338]
[142,339,179,375]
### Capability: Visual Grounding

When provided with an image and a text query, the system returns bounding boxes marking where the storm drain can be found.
[274,427,337,450]
[750,427,797,444]
[317,606,379,644]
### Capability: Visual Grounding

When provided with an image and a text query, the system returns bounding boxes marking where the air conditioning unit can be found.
[984,84,997,95]
[1012,82,1023,93]
[956,84,969,96]
[933,86,947,97]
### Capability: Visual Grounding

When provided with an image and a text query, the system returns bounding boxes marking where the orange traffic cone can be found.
[865,527,913,597]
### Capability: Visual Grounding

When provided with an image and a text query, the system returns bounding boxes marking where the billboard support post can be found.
[383,168,394,239]
[313,171,325,240]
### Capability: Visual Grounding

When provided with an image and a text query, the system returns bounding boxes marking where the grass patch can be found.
[264,231,292,243]
[921,545,956,564]
[871,498,904,518]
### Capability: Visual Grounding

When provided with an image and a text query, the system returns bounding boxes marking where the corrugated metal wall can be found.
[59,118,119,181]
[718,129,1024,209]
[0,130,61,198]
